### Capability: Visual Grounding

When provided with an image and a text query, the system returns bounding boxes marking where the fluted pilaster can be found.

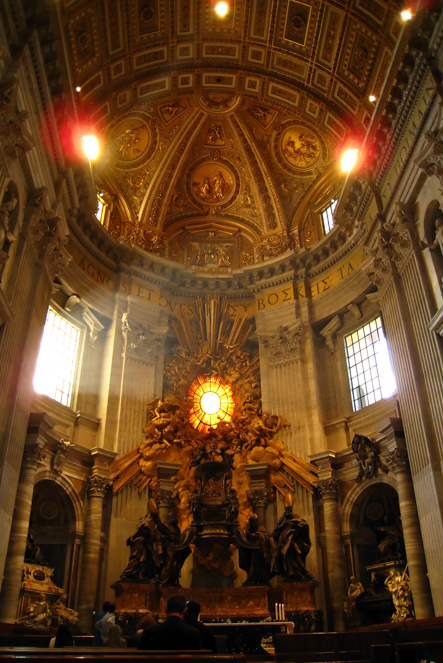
[0,439,45,622]
[386,448,434,618]
[317,478,347,631]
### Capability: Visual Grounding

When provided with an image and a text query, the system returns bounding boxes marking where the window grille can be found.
[344,316,396,412]
[34,306,81,407]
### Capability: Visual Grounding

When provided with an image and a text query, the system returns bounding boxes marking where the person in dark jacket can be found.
[184,600,217,653]
[138,594,202,651]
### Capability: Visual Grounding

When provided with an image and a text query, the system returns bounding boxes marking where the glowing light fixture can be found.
[341,148,359,173]
[401,9,412,20]
[75,86,81,92]
[82,134,100,161]
[215,2,228,16]
[369,95,376,102]
[189,375,235,432]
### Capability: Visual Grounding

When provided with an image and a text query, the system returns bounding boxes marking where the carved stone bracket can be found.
[82,308,104,345]
[316,478,339,500]
[88,474,111,497]
[320,315,343,353]
[262,321,302,364]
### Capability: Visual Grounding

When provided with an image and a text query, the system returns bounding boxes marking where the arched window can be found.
[344,316,396,412]
[34,306,82,408]
[321,199,337,235]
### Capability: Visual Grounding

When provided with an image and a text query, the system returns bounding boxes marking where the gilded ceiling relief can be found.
[250,0,272,40]
[136,0,159,35]
[105,0,124,54]
[284,0,311,46]
[317,7,343,68]
[69,11,98,70]
[248,106,277,130]
[198,93,240,114]
[204,123,226,148]
[109,118,150,162]
[159,102,185,124]
[191,163,236,207]
[280,126,321,170]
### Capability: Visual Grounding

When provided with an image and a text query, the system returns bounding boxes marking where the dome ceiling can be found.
[63,0,403,269]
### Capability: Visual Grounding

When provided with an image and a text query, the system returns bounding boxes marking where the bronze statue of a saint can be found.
[271,504,313,582]
[238,515,274,586]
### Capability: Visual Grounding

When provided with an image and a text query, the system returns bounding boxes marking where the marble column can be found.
[0,438,45,622]
[386,446,434,618]
[245,463,269,528]
[317,478,347,631]
[77,473,110,633]
[156,462,180,522]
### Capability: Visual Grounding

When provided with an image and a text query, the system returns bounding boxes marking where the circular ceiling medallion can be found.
[190,162,237,207]
[188,375,235,433]
[280,126,321,170]
[109,117,151,163]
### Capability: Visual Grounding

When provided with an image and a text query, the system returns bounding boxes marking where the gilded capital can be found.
[384,448,410,474]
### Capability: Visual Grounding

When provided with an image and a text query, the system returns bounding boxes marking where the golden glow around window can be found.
[189,375,235,432]
[96,192,107,224]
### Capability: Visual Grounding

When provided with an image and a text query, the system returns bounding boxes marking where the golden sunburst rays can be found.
[188,374,235,432]
[108,294,319,519]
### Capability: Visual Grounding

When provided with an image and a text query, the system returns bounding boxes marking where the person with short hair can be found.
[93,601,111,646]
[138,594,202,651]
[49,624,75,648]
[106,625,127,648]
[184,600,217,653]
[95,602,117,645]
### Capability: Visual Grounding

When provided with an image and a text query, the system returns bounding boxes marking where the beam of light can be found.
[82,134,100,160]
[341,148,359,173]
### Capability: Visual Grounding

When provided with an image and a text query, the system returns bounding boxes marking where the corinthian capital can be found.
[88,474,111,497]
[261,321,302,364]
[384,448,409,474]
[22,440,46,469]
[316,478,339,499]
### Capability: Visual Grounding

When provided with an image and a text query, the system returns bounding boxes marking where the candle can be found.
[279,603,283,621]
[282,604,285,621]
[275,602,278,621]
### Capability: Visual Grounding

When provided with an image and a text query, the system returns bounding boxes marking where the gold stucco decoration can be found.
[109,296,318,531]
[281,126,320,169]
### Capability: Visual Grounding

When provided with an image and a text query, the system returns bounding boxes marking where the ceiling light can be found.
[401,9,412,21]
[369,95,376,102]
[82,135,100,161]
[341,148,359,173]
[215,2,228,17]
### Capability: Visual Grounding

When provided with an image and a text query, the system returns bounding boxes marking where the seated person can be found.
[184,600,217,653]
[106,625,127,648]
[49,625,75,648]
[126,613,157,648]
[138,594,202,651]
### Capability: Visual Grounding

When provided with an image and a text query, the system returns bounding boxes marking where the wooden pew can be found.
[0,652,246,663]
[395,641,443,663]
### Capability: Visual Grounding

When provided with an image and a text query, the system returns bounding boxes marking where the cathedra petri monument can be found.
[109,295,319,627]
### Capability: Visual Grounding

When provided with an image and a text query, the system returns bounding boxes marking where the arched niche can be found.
[30,478,79,589]
[341,476,402,588]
